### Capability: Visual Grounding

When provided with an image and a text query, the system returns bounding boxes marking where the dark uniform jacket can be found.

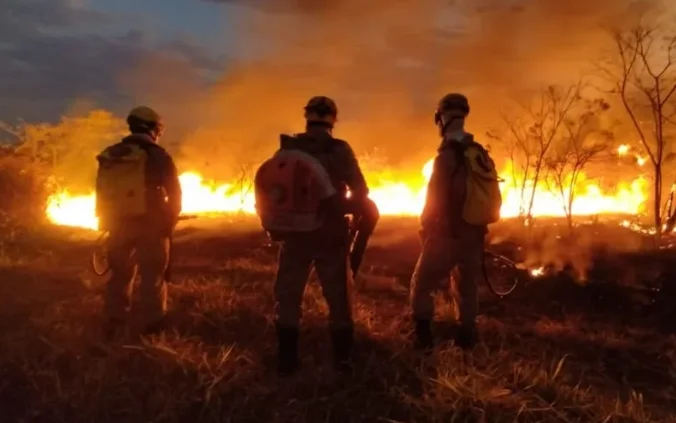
[421,132,486,239]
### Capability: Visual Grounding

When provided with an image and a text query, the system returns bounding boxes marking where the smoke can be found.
[11,0,665,190]
[172,0,667,179]
[486,218,638,283]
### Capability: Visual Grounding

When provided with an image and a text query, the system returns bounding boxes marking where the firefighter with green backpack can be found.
[95,106,182,339]
[410,93,502,351]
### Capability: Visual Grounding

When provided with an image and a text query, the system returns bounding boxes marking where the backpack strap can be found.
[462,141,504,182]
[446,140,491,176]
[279,134,296,150]
[279,133,338,155]
[448,142,468,177]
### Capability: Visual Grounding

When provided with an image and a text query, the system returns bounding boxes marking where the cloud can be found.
[200,0,346,14]
[0,0,225,123]
[3,0,108,30]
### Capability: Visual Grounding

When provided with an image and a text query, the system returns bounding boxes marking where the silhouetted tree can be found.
[600,22,676,233]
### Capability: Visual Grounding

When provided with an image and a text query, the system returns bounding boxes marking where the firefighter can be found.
[271,96,370,375]
[97,106,182,339]
[410,93,488,350]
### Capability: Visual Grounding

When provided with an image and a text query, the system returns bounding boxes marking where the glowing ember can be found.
[620,220,660,235]
[46,159,649,231]
[616,144,647,166]
[617,144,630,155]
[530,267,545,277]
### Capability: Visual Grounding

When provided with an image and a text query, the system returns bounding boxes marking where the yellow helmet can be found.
[127,106,164,137]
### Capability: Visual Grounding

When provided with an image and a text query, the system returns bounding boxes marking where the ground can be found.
[0,217,675,423]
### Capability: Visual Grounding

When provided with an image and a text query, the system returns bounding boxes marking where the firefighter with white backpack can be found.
[254,96,371,375]
[410,93,502,351]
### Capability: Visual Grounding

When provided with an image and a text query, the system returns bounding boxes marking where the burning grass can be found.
[0,217,675,422]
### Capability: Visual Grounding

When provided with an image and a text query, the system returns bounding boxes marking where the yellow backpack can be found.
[95,142,149,230]
[456,142,503,226]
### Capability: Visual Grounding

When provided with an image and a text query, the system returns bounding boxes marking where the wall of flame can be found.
[45,154,648,231]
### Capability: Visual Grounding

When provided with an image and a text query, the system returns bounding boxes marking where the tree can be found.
[1,110,126,192]
[599,22,676,233]
[489,82,583,222]
[232,162,257,212]
[544,98,613,231]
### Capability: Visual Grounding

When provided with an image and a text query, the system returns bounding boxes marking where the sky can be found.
[0,0,241,122]
[0,0,671,159]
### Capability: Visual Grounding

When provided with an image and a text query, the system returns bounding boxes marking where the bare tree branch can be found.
[544,95,611,231]
[494,82,587,224]
[601,22,676,232]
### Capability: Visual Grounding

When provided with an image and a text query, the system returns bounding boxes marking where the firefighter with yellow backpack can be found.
[95,106,182,339]
[410,93,502,350]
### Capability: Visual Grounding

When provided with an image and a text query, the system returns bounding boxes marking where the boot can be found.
[414,319,434,351]
[276,324,300,376]
[331,326,354,371]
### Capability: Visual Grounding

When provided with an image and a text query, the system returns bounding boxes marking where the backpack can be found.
[95,141,150,231]
[450,140,502,226]
[254,134,338,236]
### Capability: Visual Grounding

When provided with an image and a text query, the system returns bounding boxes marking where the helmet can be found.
[127,106,164,136]
[435,93,470,126]
[304,96,338,127]
[128,106,161,124]
[305,96,338,117]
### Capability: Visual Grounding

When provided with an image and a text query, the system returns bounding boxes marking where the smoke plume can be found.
[175,0,666,179]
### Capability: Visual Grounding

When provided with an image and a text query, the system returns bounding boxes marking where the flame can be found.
[179,172,256,215]
[46,159,648,231]
[46,191,98,230]
[617,144,647,166]
[617,144,630,156]
[620,219,657,235]
[530,267,545,277]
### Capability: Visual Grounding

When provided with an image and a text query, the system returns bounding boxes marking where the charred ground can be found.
[0,217,675,423]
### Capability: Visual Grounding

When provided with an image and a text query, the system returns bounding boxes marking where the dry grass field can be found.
[0,216,675,422]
